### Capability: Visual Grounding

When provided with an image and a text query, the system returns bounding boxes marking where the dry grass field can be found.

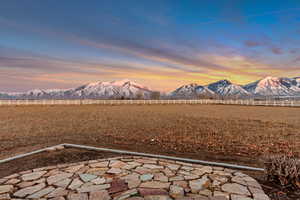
[0,104,299,167]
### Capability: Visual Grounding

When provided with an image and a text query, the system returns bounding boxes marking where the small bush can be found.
[264,155,300,189]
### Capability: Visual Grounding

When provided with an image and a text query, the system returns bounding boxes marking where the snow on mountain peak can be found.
[219,79,232,84]
[211,79,232,86]
[111,79,131,86]
[2,76,300,100]
[244,76,300,96]
[207,79,250,97]
[170,83,215,98]
[85,79,131,86]
[114,79,150,90]
[70,79,153,99]
[26,89,45,95]
[257,76,281,87]
[86,79,150,90]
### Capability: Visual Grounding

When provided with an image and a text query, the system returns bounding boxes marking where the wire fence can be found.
[0,99,300,107]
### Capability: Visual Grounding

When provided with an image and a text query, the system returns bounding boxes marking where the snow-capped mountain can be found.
[171,76,300,99]
[169,83,215,99]
[1,76,300,99]
[4,79,155,99]
[21,89,49,98]
[66,79,153,99]
[243,76,300,96]
[7,89,68,99]
[207,80,250,97]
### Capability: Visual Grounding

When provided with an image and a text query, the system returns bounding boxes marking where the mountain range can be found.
[170,76,300,99]
[1,76,300,99]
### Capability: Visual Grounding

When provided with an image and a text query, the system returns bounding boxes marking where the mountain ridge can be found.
[1,76,300,99]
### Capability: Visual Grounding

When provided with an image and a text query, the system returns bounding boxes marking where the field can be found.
[1,104,299,167]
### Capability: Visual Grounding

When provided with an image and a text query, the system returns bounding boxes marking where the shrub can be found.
[264,155,300,189]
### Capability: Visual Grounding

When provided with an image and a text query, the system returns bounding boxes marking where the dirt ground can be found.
[0,104,299,165]
[0,102,299,200]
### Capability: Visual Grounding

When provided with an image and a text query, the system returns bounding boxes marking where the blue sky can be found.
[1,0,300,92]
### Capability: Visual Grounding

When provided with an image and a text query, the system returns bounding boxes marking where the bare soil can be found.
[1,104,299,163]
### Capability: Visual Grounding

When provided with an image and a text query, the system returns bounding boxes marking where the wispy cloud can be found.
[0,17,222,73]
[1,3,300,92]
[244,40,262,47]
[293,56,300,63]
[271,47,283,54]
[289,48,298,54]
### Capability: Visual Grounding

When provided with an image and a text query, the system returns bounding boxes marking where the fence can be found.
[0,99,300,107]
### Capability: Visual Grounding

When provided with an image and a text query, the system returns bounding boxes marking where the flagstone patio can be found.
[0,156,269,200]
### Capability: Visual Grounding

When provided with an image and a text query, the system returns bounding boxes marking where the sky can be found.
[1,0,300,92]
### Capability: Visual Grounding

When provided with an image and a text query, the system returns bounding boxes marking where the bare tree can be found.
[136,91,144,100]
[150,91,160,100]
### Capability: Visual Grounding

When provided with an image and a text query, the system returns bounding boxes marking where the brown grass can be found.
[0,104,299,166]
[264,155,300,189]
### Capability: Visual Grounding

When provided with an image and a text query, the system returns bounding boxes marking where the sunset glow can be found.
[1,0,300,92]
